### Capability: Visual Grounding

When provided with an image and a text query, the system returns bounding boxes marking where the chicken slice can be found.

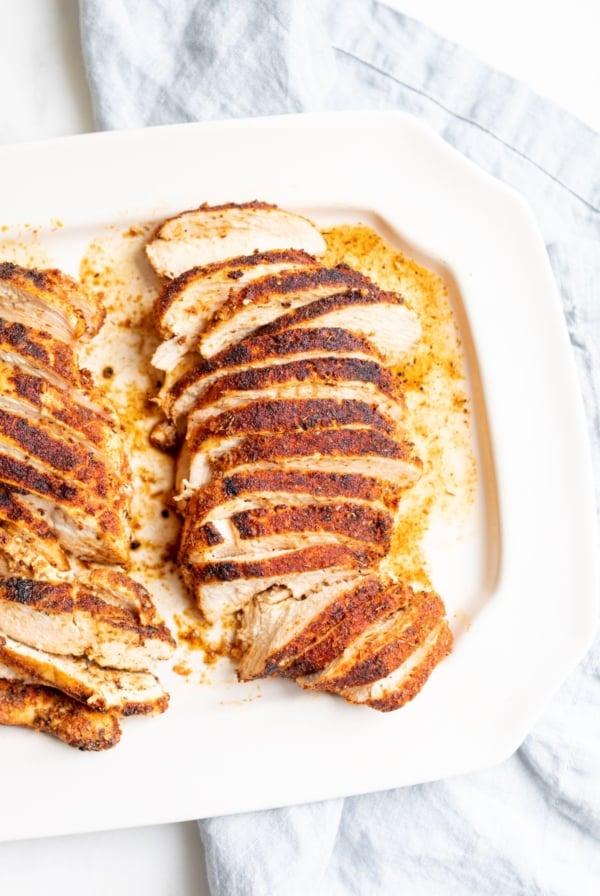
[146,201,326,279]
[157,327,383,432]
[340,620,453,711]
[179,395,406,496]
[0,361,129,474]
[0,486,69,571]
[198,267,377,358]
[0,451,129,566]
[298,588,445,692]
[186,471,401,526]
[184,544,378,621]
[0,635,169,714]
[153,249,319,358]
[255,289,421,366]
[183,502,392,566]
[0,575,175,671]
[0,676,121,750]
[192,356,405,427]
[236,574,385,680]
[0,406,129,510]
[0,317,81,389]
[201,430,421,492]
[0,262,104,341]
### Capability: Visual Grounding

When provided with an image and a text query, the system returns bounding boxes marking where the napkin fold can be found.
[80,2,600,893]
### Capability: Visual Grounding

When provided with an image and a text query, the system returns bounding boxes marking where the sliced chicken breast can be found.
[200,430,421,491]
[154,248,319,342]
[0,576,175,671]
[0,452,130,566]
[0,677,122,750]
[0,361,128,473]
[186,471,402,526]
[0,486,69,571]
[183,502,392,566]
[340,620,453,711]
[299,589,445,692]
[0,262,104,341]
[198,267,377,358]
[146,201,326,279]
[237,574,383,680]
[0,317,81,389]
[0,635,169,714]
[255,289,421,366]
[184,544,378,621]
[157,327,383,425]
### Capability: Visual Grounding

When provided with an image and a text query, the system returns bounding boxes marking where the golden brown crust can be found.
[166,327,383,417]
[0,409,120,498]
[0,576,176,655]
[151,201,278,242]
[0,678,122,750]
[246,576,385,678]
[186,471,402,523]
[232,503,392,547]
[208,266,377,329]
[0,487,69,570]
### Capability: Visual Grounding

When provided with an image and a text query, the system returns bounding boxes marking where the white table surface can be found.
[0,1,597,893]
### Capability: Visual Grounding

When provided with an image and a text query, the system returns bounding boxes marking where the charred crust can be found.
[231,504,392,546]
[188,544,377,583]
[155,249,318,327]
[313,592,446,692]
[200,357,402,405]
[190,398,397,447]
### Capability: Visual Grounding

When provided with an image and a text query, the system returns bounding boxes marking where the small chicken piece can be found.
[236,574,384,680]
[146,201,327,279]
[0,317,81,389]
[152,250,321,370]
[0,262,104,341]
[199,430,422,492]
[298,588,445,692]
[0,635,169,715]
[190,357,406,432]
[0,575,175,671]
[184,503,392,567]
[157,327,383,429]
[256,289,422,366]
[340,620,453,711]
[0,361,129,474]
[178,395,407,497]
[0,486,69,571]
[0,677,122,750]
[187,471,402,524]
[184,545,378,621]
[198,268,376,359]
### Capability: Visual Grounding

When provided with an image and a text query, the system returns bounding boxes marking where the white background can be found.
[0,1,597,894]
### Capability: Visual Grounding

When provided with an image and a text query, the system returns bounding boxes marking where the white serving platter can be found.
[0,111,596,842]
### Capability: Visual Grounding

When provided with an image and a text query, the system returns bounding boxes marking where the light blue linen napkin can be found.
[80,2,600,893]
